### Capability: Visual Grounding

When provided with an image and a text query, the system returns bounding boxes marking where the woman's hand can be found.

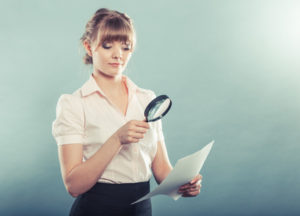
[178,174,202,197]
[115,120,149,145]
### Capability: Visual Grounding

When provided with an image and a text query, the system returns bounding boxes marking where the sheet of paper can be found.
[132,140,214,204]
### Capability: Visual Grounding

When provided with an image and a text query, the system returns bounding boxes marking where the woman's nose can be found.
[112,47,122,60]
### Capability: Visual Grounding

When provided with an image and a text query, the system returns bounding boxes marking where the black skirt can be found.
[69,181,152,216]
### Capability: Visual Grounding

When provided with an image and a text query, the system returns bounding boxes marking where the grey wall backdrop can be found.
[1,0,299,215]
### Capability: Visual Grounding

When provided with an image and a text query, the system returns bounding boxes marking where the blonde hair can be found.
[80,8,136,64]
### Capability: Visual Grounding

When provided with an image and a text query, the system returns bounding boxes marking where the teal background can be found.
[1,0,299,215]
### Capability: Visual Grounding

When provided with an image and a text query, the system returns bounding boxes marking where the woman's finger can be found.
[179,180,200,191]
[182,191,199,197]
[189,174,202,184]
[179,184,201,193]
[133,126,148,134]
[128,131,144,139]
[184,186,201,195]
[130,133,144,139]
[182,190,200,197]
[126,136,139,143]
[178,174,202,194]
[179,182,201,193]
[134,120,150,129]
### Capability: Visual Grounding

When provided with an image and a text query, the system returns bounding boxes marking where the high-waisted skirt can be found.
[69,181,151,216]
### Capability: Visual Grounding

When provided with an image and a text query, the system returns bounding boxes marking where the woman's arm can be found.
[151,140,173,184]
[58,134,121,197]
[58,120,149,197]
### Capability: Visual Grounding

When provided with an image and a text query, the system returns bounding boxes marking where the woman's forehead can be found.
[97,25,133,41]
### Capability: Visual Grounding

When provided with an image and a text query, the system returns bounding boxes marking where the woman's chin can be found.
[96,68,121,76]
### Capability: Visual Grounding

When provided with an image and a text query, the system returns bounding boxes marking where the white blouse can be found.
[52,74,165,183]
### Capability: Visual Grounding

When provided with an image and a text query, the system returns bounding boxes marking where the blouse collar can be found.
[81,74,140,99]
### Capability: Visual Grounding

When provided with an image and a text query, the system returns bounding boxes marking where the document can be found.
[132,140,214,204]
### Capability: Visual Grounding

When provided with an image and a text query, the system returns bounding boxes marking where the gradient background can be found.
[1,0,299,215]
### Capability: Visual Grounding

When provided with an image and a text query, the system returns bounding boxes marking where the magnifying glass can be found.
[144,95,172,122]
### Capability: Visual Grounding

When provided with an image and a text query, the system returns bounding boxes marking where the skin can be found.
[57,33,202,198]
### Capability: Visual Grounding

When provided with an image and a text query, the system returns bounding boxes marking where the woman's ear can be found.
[83,40,92,57]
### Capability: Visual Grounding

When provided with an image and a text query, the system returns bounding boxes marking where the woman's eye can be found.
[102,42,131,51]
[123,47,131,51]
[102,43,111,49]
[122,42,131,51]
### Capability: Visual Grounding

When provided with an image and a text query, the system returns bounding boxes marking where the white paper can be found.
[132,140,214,204]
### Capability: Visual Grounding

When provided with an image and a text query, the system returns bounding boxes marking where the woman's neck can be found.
[92,70,126,96]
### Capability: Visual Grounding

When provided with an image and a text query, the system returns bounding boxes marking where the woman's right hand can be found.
[114,120,150,145]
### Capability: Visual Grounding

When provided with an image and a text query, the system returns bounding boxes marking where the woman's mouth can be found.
[109,63,122,67]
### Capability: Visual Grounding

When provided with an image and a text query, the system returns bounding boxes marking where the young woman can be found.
[52,8,202,216]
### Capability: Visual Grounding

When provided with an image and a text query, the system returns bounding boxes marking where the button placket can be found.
[132,142,140,182]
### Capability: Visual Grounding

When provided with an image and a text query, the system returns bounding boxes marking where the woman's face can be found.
[88,39,133,78]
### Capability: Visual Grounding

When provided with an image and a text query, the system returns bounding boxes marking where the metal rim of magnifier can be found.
[144,95,172,122]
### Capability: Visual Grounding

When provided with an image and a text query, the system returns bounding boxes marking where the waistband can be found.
[85,181,150,205]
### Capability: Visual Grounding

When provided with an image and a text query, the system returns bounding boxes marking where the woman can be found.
[52,8,202,216]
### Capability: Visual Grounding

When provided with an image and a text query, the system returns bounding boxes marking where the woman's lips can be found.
[109,63,122,67]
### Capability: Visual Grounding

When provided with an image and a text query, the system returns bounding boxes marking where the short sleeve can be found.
[52,94,85,145]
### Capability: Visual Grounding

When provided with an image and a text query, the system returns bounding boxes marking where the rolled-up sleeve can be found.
[52,94,85,145]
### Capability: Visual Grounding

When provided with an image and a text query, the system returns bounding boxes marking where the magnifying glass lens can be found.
[144,95,172,122]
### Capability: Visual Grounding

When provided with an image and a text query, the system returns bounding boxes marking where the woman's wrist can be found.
[110,132,122,149]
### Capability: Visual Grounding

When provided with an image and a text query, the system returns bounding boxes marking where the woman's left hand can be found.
[178,174,202,197]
